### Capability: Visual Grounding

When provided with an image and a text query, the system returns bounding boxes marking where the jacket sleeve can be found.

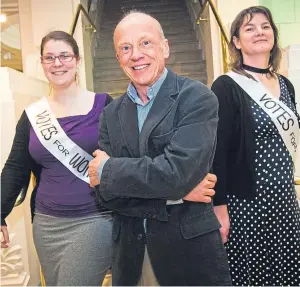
[211,76,236,206]
[1,111,31,225]
[97,89,219,201]
[95,108,168,220]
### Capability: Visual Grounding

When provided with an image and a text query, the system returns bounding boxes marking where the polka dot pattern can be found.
[226,76,300,286]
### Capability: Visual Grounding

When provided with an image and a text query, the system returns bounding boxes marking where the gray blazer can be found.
[95,70,231,286]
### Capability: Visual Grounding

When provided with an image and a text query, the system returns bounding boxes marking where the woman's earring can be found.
[75,70,80,85]
[48,83,53,96]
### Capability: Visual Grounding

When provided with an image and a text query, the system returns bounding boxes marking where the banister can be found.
[70,4,97,36]
[196,0,229,72]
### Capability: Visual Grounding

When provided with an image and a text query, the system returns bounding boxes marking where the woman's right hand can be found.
[1,225,10,248]
[213,204,230,244]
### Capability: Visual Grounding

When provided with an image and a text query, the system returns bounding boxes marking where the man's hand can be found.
[184,173,217,203]
[213,204,230,244]
[1,226,9,248]
[88,150,110,188]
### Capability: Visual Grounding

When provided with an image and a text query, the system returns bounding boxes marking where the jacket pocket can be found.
[112,218,121,241]
[180,212,221,240]
[151,130,174,153]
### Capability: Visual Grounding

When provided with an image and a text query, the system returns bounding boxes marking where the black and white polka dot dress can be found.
[226,76,300,286]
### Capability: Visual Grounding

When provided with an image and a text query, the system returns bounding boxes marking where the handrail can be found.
[196,0,229,72]
[197,0,229,44]
[69,4,97,36]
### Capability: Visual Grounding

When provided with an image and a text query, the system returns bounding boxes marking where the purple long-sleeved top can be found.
[29,93,110,217]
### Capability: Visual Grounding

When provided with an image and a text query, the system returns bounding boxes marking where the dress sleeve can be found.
[211,76,236,205]
[1,111,31,225]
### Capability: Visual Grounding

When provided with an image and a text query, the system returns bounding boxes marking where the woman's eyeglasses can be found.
[41,54,76,64]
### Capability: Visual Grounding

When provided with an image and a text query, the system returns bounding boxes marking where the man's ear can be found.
[163,39,170,59]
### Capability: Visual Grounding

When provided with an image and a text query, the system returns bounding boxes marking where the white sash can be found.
[26,97,93,184]
[227,71,299,163]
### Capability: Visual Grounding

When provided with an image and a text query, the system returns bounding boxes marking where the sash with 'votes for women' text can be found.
[227,71,299,163]
[26,97,93,184]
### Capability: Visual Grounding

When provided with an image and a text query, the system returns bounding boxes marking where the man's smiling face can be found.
[114,13,169,91]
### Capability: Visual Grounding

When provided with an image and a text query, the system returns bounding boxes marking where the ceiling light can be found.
[0,14,7,23]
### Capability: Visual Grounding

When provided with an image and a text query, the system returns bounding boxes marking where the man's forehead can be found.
[115,13,159,35]
[114,17,161,46]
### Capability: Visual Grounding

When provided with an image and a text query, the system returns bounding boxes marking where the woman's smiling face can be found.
[233,13,274,57]
[41,40,79,89]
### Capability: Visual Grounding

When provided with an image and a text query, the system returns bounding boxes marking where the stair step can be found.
[116,0,183,5]
[105,0,183,8]
[100,16,192,30]
[97,25,194,40]
[96,32,196,48]
[94,67,206,82]
[167,62,206,75]
[94,50,202,68]
[101,10,188,22]
[94,72,207,95]
[98,22,193,36]
[95,80,129,93]
[115,1,183,9]
[94,62,206,80]
[95,41,199,58]
[104,4,184,15]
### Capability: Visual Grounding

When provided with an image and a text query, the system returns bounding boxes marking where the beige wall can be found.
[217,0,259,33]
[0,67,48,286]
[260,0,300,48]
[18,0,94,90]
[1,2,96,285]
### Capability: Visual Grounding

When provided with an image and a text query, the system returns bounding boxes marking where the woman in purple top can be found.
[1,31,113,286]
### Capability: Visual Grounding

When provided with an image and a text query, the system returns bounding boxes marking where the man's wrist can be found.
[97,157,109,181]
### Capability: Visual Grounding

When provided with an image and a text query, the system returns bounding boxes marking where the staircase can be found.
[93,0,207,98]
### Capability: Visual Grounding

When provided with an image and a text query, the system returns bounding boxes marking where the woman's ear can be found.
[233,36,241,50]
[76,55,82,67]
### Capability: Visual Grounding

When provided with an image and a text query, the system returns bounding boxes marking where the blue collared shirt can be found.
[127,68,168,132]
[97,68,168,179]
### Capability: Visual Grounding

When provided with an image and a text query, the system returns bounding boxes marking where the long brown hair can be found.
[229,6,281,79]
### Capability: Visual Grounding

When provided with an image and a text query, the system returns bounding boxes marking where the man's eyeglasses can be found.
[41,54,76,64]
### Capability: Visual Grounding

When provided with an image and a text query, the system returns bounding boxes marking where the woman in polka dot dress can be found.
[211,6,300,286]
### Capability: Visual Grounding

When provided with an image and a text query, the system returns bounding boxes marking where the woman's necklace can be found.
[242,63,270,74]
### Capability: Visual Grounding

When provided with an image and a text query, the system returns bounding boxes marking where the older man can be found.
[88,11,231,286]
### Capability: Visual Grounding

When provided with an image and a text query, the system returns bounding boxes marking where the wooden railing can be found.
[196,0,229,72]
[69,4,97,36]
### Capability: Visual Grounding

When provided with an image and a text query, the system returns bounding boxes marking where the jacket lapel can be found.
[139,70,179,156]
[118,96,140,158]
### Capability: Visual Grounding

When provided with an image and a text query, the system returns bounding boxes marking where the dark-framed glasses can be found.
[41,54,76,64]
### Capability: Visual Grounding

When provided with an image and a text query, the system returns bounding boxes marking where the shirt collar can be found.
[127,68,168,106]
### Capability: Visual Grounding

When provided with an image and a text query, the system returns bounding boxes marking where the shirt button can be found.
[137,233,143,240]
